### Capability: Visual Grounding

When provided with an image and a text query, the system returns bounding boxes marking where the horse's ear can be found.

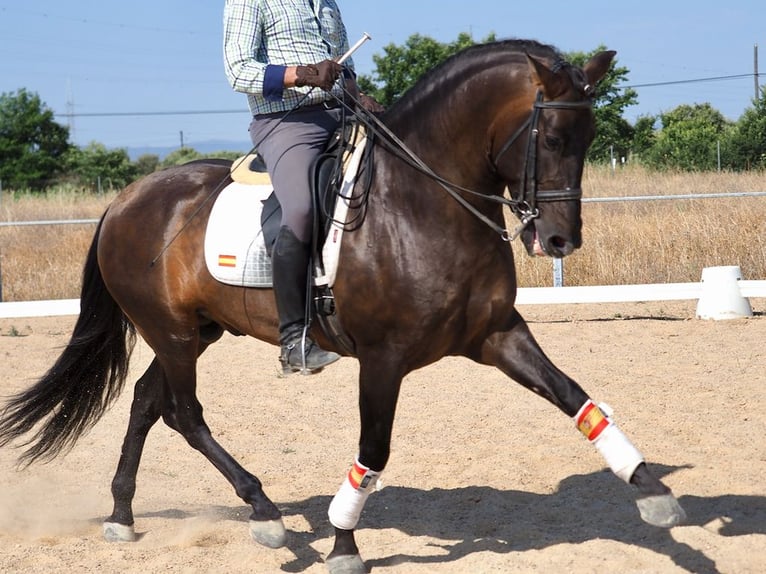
[526,54,567,97]
[583,50,617,89]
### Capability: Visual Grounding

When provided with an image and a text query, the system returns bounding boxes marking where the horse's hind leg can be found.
[104,324,285,547]
[476,309,686,528]
[103,359,164,542]
[155,340,286,547]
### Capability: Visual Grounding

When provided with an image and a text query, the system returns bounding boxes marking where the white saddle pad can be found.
[204,136,368,289]
[204,182,274,287]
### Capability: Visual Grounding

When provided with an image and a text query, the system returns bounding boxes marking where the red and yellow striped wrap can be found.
[217,254,237,268]
[576,401,610,441]
[347,460,369,489]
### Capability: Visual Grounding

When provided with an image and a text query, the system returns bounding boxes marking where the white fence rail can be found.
[1,279,765,319]
[582,191,766,203]
[515,280,766,305]
[0,299,80,318]
[0,218,99,227]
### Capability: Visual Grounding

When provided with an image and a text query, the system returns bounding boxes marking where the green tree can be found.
[630,115,658,162]
[644,103,732,171]
[133,153,161,177]
[722,89,766,170]
[160,147,202,167]
[204,150,242,161]
[566,46,638,163]
[0,89,70,190]
[65,142,137,191]
[156,148,240,171]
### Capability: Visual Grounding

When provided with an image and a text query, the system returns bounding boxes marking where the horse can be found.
[0,40,685,574]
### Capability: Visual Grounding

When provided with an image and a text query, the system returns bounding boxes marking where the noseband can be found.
[492,91,593,227]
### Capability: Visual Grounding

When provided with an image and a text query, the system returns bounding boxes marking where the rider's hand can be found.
[358,93,385,113]
[295,60,343,91]
[343,76,385,113]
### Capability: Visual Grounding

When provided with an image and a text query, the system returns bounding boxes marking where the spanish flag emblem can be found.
[218,254,237,268]
[577,401,610,441]
[347,461,368,489]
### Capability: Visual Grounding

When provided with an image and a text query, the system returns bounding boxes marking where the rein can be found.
[335,92,518,239]
[338,88,592,242]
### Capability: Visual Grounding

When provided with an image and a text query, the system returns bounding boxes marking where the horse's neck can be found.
[367,53,535,222]
[387,60,530,170]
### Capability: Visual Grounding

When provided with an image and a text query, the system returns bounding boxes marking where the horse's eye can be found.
[544,135,562,151]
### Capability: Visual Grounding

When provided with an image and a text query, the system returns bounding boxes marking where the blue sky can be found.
[1,1,763,152]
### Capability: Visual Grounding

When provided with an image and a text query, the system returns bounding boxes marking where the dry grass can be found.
[0,188,115,301]
[512,164,766,286]
[1,167,765,301]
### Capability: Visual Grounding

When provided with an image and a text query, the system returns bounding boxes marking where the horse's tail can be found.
[0,213,136,465]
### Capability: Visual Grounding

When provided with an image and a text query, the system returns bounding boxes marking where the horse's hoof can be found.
[103,521,137,542]
[636,494,687,528]
[249,518,287,548]
[326,554,367,574]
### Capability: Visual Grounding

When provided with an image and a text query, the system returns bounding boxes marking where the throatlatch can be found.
[328,458,381,530]
[575,400,644,483]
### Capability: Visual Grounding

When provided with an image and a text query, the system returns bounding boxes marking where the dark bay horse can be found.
[0,40,685,573]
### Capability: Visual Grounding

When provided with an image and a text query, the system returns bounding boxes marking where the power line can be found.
[625,73,755,89]
[52,72,760,119]
[55,109,248,118]
[0,6,208,36]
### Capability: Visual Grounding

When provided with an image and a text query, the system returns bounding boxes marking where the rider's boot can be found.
[272,226,340,374]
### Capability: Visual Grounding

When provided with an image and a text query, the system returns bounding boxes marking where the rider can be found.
[223,0,379,374]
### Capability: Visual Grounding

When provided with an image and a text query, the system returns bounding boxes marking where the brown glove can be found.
[295,59,342,91]
[358,93,385,113]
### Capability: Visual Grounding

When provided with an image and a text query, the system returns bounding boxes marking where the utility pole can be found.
[66,79,75,138]
[180,130,185,149]
[755,44,760,100]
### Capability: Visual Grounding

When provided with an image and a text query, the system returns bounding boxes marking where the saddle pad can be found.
[204,182,275,288]
[204,135,368,289]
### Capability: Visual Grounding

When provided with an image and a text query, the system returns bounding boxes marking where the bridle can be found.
[491,90,593,230]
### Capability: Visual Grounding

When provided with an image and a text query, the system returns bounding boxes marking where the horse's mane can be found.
[386,39,563,117]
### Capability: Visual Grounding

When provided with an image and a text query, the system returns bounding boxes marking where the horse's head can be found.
[491,50,616,258]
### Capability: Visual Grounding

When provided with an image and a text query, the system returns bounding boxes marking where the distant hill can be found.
[126,139,253,160]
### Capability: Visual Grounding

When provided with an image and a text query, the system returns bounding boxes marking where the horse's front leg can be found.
[477,309,686,528]
[325,353,404,574]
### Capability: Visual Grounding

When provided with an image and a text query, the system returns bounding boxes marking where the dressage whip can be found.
[338,32,371,64]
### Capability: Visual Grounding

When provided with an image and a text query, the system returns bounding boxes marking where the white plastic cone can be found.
[695,266,753,320]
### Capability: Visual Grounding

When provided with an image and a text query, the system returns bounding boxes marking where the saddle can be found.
[203,120,372,353]
[256,121,368,259]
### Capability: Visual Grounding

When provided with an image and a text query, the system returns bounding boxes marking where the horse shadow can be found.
[276,464,764,574]
[133,464,764,574]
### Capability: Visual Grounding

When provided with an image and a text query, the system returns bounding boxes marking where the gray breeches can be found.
[249,107,342,243]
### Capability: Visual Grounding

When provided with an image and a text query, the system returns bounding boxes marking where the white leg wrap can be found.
[592,421,644,482]
[328,458,381,530]
[575,400,644,483]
